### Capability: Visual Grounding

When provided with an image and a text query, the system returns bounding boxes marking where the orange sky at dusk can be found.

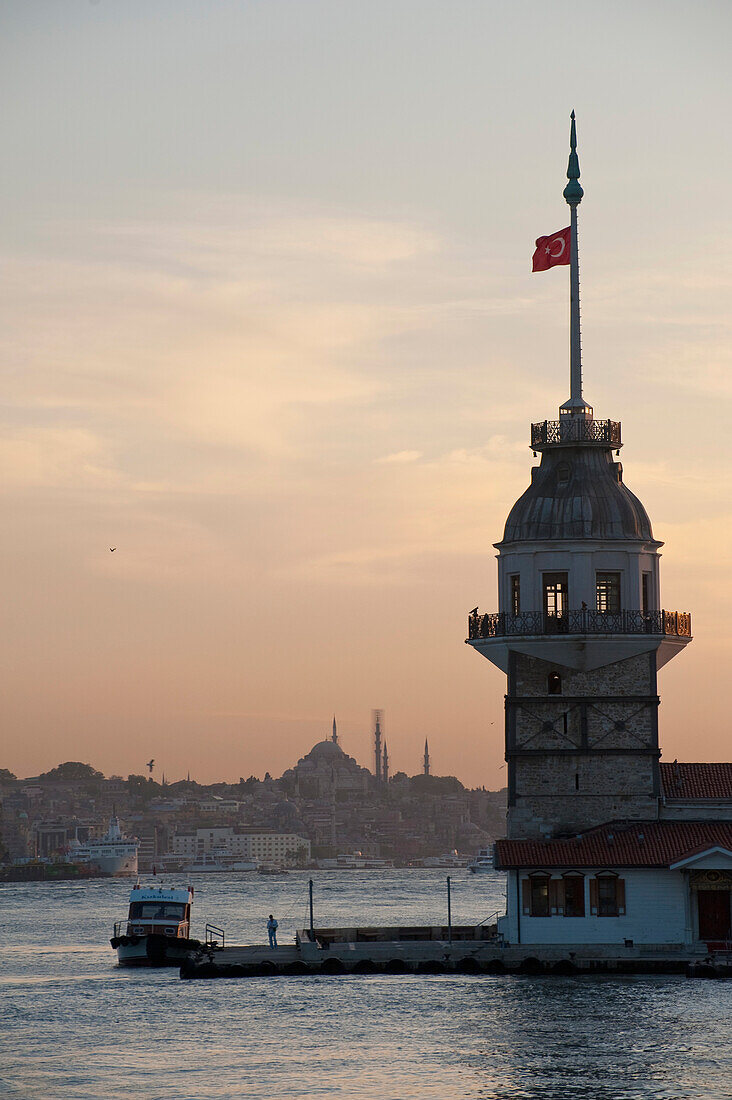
[1,1,730,787]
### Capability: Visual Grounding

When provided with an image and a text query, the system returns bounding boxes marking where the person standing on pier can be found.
[267,914,278,948]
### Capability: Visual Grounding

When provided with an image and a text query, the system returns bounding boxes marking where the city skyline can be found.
[6,718,457,789]
[2,2,731,787]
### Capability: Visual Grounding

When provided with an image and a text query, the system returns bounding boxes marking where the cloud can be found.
[94,197,439,274]
[377,450,423,464]
[0,428,120,492]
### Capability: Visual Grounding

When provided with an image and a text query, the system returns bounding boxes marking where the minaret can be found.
[373,709,383,781]
[331,715,338,745]
[423,739,430,777]
[382,741,389,783]
[467,114,692,840]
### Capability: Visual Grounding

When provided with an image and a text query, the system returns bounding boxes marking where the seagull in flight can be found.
[109,547,116,552]
[146,759,155,773]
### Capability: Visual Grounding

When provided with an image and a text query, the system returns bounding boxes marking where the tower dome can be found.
[502,442,653,544]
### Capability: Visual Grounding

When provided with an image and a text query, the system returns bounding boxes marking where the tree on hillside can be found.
[409,774,464,796]
[127,774,162,801]
[0,768,17,783]
[38,762,104,783]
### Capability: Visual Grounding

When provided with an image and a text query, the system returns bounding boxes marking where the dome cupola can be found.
[502,433,653,545]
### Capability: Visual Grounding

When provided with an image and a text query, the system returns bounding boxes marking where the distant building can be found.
[168,827,310,865]
[280,731,372,800]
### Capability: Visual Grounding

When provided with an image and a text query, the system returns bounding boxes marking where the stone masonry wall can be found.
[507,651,659,839]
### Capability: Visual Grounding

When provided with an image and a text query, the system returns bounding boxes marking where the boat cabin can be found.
[125,884,192,939]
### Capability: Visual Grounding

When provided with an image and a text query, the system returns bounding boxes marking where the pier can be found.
[179,927,729,979]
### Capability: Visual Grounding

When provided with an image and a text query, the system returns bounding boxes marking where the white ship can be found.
[420,850,469,868]
[111,883,198,966]
[468,847,494,874]
[66,815,139,876]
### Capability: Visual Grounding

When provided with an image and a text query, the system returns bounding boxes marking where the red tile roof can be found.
[494,820,732,870]
[660,762,732,800]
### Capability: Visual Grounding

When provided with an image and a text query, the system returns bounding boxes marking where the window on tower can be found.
[596,572,621,614]
[548,672,562,695]
[510,575,521,616]
[642,572,651,614]
[543,573,568,627]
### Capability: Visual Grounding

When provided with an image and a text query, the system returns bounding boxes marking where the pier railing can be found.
[468,609,692,640]
[205,922,226,948]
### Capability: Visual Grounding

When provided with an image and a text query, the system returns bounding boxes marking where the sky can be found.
[1,0,731,787]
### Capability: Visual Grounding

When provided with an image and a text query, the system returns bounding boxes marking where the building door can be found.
[697,889,731,942]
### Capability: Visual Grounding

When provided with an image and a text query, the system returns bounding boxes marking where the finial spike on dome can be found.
[563,110,583,203]
[559,111,591,418]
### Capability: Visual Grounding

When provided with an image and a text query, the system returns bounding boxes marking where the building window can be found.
[548,672,562,695]
[596,572,621,614]
[590,874,626,917]
[522,874,551,917]
[642,572,651,614]
[543,573,568,623]
[510,575,521,616]
[563,874,585,917]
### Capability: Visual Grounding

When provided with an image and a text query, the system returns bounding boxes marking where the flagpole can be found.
[561,111,589,419]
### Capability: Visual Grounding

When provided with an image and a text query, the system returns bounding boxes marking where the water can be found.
[1,870,731,1100]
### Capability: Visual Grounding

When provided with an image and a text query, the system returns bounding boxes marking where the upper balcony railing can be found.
[467,609,692,641]
[531,419,622,449]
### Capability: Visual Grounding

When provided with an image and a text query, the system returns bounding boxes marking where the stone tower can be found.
[467,115,692,840]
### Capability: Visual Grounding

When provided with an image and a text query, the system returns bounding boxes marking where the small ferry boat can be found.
[317,853,395,870]
[257,862,289,876]
[111,883,202,966]
[181,854,229,873]
[420,851,469,869]
[468,847,494,874]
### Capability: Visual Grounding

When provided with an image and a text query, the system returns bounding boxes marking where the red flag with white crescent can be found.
[532,226,571,272]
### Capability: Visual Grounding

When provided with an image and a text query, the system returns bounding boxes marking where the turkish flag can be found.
[532,226,571,272]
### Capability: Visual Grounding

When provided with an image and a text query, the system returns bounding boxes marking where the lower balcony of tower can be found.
[466,609,692,673]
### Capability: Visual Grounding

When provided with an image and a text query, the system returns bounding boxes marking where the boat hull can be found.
[111,932,200,967]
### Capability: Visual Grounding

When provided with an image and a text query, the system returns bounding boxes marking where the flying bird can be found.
[109,547,116,552]
[146,759,155,773]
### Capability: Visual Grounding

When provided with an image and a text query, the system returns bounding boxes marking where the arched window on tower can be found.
[548,672,562,695]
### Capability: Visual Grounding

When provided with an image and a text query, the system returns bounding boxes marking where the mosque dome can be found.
[307,740,346,761]
[501,444,653,544]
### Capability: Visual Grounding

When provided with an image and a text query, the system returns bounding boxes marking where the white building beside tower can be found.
[467,116,732,949]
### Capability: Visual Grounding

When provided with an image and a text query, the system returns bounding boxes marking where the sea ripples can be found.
[1,872,731,1099]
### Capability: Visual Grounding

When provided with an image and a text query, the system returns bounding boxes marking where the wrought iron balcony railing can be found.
[467,609,692,640]
[531,419,622,448]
